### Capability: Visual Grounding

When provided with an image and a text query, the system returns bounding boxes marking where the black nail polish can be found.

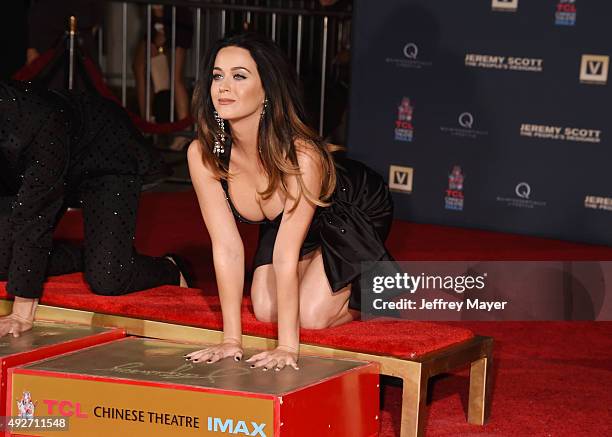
[234,356,241,362]
[206,360,212,363]
[250,365,256,368]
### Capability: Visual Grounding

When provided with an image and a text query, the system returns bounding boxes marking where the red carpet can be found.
[2,190,611,435]
[380,321,612,436]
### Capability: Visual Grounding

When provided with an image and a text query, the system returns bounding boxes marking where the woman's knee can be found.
[251,268,277,323]
[252,290,277,323]
[299,299,336,330]
[299,283,352,330]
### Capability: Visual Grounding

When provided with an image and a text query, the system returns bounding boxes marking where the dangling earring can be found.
[213,110,226,156]
[258,99,268,157]
[261,98,268,118]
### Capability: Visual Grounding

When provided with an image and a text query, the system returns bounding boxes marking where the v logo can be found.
[389,165,413,193]
[580,55,609,85]
[394,172,408,185]
[587,61,603,76]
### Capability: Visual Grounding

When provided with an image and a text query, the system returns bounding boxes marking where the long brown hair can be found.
[192,32,337,209]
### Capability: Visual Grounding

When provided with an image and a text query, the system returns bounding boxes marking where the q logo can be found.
[458,112,474,129]
[403,43,418,60]
[515,182,531,199]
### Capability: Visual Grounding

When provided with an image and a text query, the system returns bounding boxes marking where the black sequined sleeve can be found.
[6,111,70,298]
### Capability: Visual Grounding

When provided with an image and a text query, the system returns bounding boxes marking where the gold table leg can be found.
[468,353,492,425]
[400,364,428,437]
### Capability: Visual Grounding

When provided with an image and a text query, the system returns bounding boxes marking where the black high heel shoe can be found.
[164,253,193,288]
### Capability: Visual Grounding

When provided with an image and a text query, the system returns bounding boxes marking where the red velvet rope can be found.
[12,47,62,81]
[12,47,194,135]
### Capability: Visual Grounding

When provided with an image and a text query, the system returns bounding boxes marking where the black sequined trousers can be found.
[0,175,179,298]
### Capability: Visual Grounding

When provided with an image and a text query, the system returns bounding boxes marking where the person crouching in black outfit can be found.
[0,80,187,337]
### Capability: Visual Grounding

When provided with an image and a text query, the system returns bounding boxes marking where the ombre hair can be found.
[192,32,338,208]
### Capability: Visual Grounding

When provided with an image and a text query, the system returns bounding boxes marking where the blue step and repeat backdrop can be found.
[347,0,611,246]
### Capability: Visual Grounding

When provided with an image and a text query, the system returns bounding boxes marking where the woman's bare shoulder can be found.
[293,138,323,169]
[187,139,204,160]
[187,140,216,178]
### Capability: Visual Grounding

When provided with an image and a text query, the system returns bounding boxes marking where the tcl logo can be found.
[43,399,88,418]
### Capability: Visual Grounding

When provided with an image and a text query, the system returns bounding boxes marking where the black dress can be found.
[0,80,179,298]
[219,140,394,310]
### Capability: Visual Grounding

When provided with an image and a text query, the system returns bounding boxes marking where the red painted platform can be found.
[7,337,379,437]
[0,323,124,427]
